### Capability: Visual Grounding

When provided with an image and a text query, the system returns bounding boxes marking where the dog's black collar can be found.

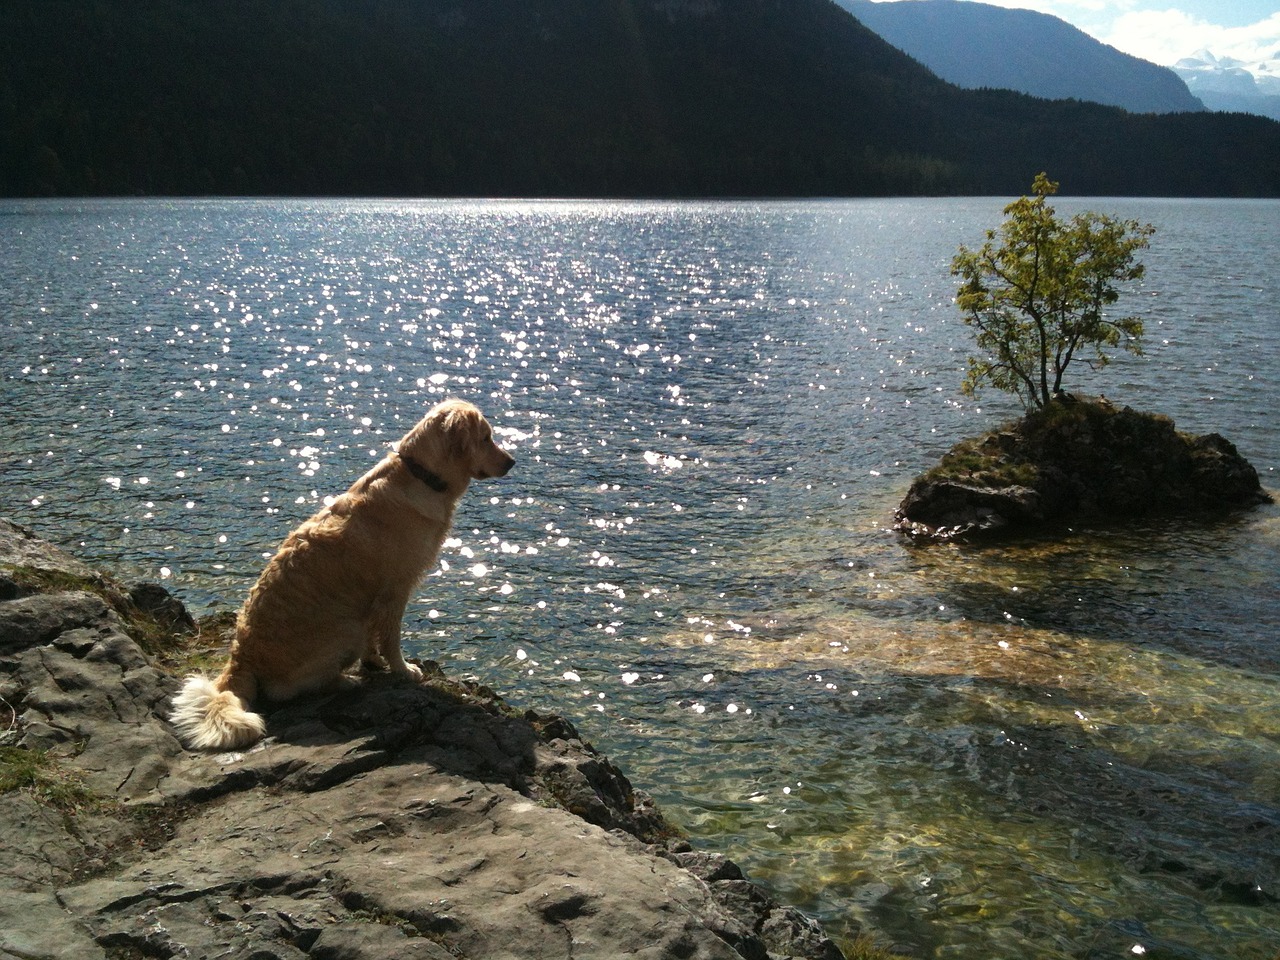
[399,453,449,493]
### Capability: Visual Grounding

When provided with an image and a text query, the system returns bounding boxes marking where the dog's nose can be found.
[496,451,516,477]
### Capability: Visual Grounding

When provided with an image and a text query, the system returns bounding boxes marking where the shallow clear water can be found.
[3,197,1278,959]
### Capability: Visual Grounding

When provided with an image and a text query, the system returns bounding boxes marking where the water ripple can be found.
[3,197,1278,959]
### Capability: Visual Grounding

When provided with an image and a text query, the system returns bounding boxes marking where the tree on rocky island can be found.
[952,173,1155,411]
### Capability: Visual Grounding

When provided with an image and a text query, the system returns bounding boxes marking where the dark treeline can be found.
[3,0,1279,198]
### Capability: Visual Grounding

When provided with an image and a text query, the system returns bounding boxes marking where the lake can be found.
[3,196,1278,959]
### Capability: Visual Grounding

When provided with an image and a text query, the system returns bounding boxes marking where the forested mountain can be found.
[837,0,1205,115]
[2,0,1279,198]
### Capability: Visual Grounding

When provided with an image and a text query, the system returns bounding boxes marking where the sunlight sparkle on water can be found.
[5,197,1277,960]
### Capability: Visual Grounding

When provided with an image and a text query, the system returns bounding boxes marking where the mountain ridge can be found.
[836,0,1205,115]
[1174,50,1280,122]
[2,0,1279,198]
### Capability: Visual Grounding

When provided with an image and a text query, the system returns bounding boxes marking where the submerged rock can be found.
[896,399,1273,542]
[0,517,845,960]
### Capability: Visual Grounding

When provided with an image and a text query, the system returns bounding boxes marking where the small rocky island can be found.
[0,518,845,960]
[896,397,1273,541]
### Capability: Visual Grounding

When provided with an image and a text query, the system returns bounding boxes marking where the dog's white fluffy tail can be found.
[169,675,266,750]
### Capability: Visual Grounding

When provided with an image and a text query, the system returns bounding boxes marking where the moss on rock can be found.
[897,397,1272,541]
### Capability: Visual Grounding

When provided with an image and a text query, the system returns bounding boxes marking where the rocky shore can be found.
[0,517,846,960]
[895,398,1273,542]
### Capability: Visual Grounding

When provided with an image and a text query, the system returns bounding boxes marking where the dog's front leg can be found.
[381,633,424,681]
[368,604,423,681]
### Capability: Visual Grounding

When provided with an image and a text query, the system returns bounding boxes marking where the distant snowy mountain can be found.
[1173,50,1280,122]
[837,0,1205,114]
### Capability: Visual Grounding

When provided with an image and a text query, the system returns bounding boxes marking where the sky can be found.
[866,1,1280,66]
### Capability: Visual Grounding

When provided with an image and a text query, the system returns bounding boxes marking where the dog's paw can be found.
[395,661,424,682]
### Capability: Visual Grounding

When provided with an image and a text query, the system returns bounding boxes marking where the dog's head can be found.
[399,399,515,486]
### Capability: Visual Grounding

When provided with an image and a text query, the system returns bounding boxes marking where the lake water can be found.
[3,197,1278,959]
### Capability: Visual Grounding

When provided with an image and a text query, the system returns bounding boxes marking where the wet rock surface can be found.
[0,518,845,960]
[896,399,1273,541]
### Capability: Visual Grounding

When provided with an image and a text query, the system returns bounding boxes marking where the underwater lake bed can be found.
[3,196,1277,958]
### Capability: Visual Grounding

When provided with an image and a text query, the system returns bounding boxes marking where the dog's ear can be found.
[443,404,485,458]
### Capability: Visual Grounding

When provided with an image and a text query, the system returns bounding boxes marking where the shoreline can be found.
[0,516,849,960]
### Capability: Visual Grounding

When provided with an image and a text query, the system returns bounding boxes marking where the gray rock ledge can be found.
[0,517,845,960]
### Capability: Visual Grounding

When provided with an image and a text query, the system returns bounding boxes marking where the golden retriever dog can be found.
[170,398,515,750]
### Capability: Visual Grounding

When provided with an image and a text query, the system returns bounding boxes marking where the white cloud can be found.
[1102,10,1280,65]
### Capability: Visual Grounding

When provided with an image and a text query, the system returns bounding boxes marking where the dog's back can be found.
[168,398,514,751]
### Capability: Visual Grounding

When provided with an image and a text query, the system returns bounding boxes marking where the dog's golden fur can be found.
[170,399,514,750]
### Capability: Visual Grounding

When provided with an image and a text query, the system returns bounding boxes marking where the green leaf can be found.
[952,173,1153,409]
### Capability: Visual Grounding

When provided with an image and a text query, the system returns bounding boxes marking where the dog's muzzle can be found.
[476,448,516,480]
